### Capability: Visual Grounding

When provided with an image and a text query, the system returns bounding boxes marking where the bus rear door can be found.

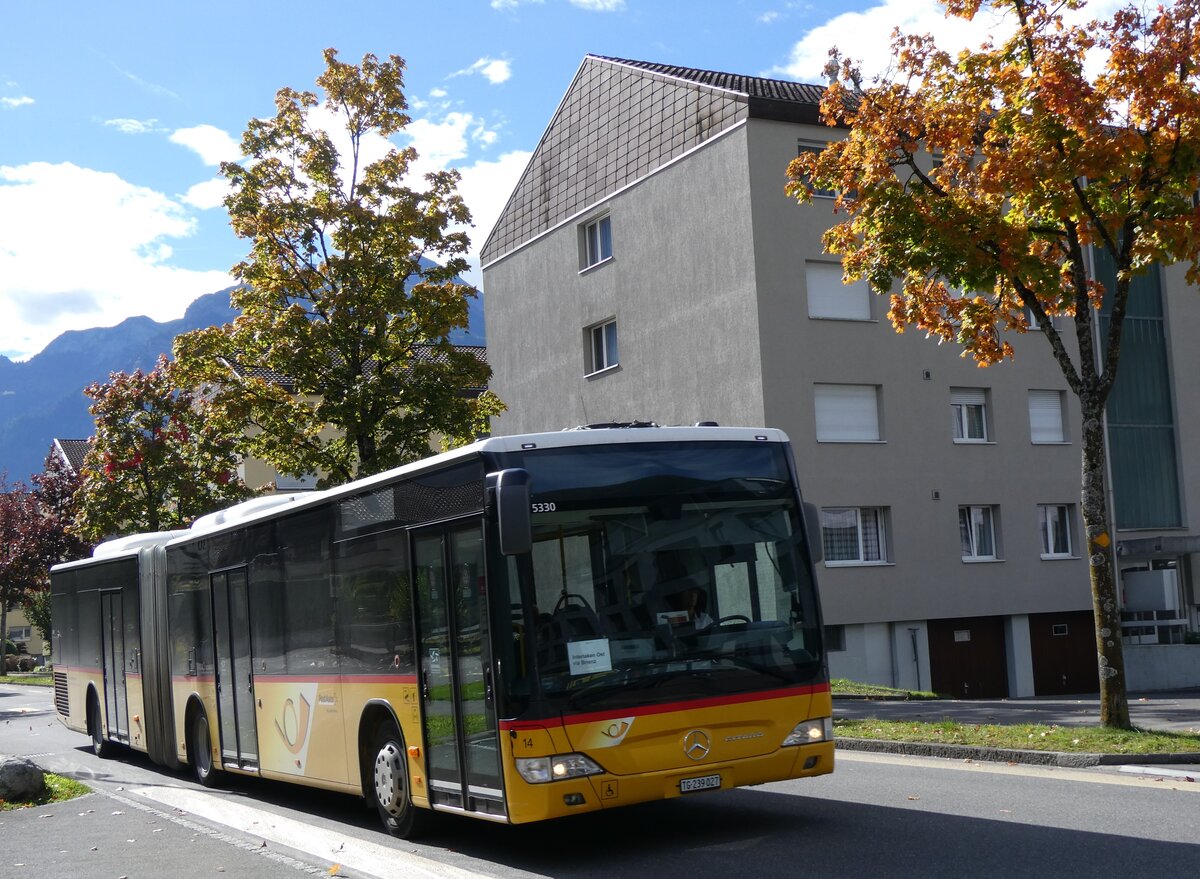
[99,590,129,743]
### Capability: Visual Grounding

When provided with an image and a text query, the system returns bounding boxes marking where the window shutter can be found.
[814,385,880,441]
[950,388,986,407]
[1029,390,1064,443]
[806,262,871,320]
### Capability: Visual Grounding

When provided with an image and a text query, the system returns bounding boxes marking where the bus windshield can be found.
[495,441,823,715]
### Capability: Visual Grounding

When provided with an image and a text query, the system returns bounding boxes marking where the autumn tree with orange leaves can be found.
[788,0,1200,727]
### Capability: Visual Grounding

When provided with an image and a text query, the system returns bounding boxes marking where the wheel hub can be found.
[374,742,405,817]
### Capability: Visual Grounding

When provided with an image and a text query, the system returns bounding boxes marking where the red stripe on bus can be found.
[499,682,831,730]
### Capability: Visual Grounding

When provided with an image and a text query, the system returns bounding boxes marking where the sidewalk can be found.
[833,689,1200,769]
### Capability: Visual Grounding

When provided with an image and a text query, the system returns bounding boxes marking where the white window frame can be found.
[586,318,618,375]
[1038,504,1074,559]
[7,626,31,642]
[581,215,613,270]
[951,388,989,443]
[1029,389,1067,444]
[959,505,999,561]
[814,384,881,442]
[805,261,872,321]
[821,506,889,566]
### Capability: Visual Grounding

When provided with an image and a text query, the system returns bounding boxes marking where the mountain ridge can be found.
[0,287,486,482]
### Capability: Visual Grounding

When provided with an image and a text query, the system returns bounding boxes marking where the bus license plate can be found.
[680,774,721,794]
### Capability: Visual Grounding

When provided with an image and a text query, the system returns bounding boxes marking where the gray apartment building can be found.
[478,55,1200,696]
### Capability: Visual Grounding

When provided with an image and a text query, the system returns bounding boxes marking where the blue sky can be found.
[0,0,1113,361]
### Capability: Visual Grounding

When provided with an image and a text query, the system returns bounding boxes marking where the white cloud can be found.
[169,124,241,166]
[491,0,542,8]
[456,150,534,283]
[775,0,1130,82]
[570,0,624,10]
[0,162,231,361]
[1,96,34,109]
[451,57,513,85]
[104,117,160,134]
[758,11,780,24]
[406,112,503,170]
[180,177,230,210]
[429,87,448,98]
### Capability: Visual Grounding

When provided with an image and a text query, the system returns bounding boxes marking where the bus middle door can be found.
[210,568,259,771]
[413,522,505,818]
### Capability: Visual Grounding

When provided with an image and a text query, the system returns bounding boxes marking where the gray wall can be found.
[743,117,1092,626]
[483,124,767,434]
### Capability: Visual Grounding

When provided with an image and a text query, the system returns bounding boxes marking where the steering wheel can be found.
[717,614,751,625]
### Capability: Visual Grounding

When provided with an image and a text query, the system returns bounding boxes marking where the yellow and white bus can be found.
[51,425,834,837]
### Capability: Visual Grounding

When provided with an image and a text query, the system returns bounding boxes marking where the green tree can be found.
[75,355,252,543]
[0,479,47,676]
[787,0,1200,727]
[175,49,503,489]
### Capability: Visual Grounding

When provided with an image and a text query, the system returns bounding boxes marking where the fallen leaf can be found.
[907,795,920,801]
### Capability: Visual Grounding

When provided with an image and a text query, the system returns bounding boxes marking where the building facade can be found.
[479,55,1200,696]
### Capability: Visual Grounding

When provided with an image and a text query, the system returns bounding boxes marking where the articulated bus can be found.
[52,425,833,836]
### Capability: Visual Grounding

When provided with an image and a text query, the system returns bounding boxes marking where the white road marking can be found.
[132,785,497,879]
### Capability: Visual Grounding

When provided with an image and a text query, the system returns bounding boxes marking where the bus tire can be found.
[88,692,112,758]
[369,723,428,838]
[187,705,222,788]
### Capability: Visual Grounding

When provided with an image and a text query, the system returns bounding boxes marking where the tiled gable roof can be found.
[53,438,90,473]
[592,56,826,107]
[480,55,826,266]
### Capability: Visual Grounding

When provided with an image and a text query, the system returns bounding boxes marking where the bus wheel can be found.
[88,693,112,758]
[370,724,427,838]
[188,706,222,788]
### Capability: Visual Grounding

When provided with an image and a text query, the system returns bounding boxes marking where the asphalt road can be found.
[4,683,1200,879]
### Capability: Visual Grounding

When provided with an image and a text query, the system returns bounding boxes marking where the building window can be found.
[821,507,889,565]
[806,261,872,321]
[814,384,881,442]
[586,319,618,374]
[796,143,836,198]
[8,626,31,642]
[951,388,989,442]
[581,215,612,269]
[824,624,846,652]
[1038,504,1073,558]
[959,505,998,560]
[1029,389,1066,444]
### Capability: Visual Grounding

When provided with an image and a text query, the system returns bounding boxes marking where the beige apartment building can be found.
[479,55,1200,696]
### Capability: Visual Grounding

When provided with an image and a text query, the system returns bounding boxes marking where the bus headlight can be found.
[516,753,605,784]
[782,717,833,747]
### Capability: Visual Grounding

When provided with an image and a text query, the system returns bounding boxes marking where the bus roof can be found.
[58,424,791,565]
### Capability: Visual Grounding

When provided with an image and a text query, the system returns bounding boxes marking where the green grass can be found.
[830,678,938,699]
[835,717,1200,754]
[0,673,52,687]
[0,773,91,811]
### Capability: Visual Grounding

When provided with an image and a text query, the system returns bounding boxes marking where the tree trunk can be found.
[1079,395,1131,728]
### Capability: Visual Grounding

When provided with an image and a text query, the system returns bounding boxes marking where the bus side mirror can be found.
[803,502,823,565]
[496,468,533,556]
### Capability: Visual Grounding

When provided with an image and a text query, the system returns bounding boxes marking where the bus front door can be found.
[211,568,259,770]
[414,523,504,818]
[99,590,129,743]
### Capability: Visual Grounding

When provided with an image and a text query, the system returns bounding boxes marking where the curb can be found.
[835,736,1200,768]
